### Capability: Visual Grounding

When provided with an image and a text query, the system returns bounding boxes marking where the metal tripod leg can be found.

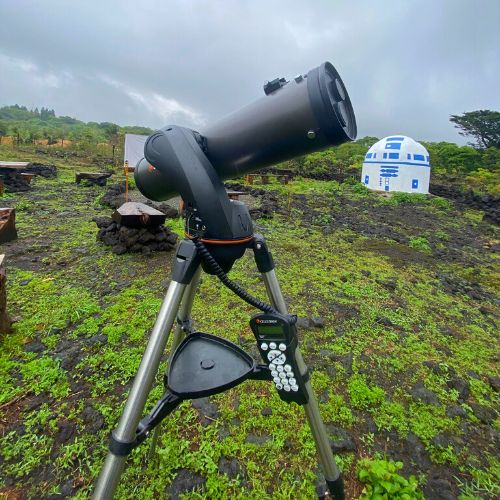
[262,269,345,499]
[94,239,200,499]
[93,280,187,499]
[147,267,202,458]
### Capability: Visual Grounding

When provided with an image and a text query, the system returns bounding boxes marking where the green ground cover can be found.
[0,148,498,499]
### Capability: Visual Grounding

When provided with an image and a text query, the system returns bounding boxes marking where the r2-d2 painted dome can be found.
[361,136,430,194]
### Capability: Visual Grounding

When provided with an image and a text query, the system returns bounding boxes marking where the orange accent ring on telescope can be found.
[185,233,254,245]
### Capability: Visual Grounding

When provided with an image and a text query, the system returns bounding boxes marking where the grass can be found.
[0,153,499,498]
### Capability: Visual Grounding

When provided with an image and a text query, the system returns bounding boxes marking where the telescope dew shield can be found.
[201,61,357,178]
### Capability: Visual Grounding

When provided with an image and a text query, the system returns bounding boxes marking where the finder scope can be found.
[135,61,356,203]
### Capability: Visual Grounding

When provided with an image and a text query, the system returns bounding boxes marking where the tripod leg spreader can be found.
[108,392,182,457]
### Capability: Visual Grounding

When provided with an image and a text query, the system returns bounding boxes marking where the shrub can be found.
[357,458,424,499]
[348,374,385,409]
[409,236,432,253]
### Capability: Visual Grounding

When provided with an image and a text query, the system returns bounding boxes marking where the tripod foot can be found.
[325,475,345,500]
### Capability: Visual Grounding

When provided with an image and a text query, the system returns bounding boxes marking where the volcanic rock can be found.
[93,216,178,254]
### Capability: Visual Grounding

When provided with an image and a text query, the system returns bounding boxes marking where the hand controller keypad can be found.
[250,312,308,405]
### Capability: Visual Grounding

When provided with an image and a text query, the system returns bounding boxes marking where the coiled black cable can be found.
[193,238,276,314]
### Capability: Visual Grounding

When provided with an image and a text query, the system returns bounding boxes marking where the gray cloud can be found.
[0,0,499,143]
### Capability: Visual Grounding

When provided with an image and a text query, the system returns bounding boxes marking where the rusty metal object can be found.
[0,208,17,244]
[20,173,34,184]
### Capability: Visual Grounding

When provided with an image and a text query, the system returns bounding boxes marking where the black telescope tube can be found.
[135,61,356,202]
[201,61,356,178]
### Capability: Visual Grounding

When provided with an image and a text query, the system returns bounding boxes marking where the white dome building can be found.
[361,136,431,194]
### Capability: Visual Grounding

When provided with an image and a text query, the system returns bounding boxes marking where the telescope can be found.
[96,62,356,500]
[135,61,356,263]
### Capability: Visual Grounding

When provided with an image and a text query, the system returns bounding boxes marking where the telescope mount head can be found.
[138,125,253,273]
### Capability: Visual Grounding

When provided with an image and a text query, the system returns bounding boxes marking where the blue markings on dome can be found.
[361,135,431,194]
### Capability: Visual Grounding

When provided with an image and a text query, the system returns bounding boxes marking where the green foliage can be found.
[19,356,70,398]
[1,157,499,497]
[465,168,500,196]
[348,374,385,409]
[357,459,424,499]
[422,141,483,173]
[450,110,500,149]
[408,236,432,253]
[0,104,153,147]
[373,401,409,436]
[0,119,8,142]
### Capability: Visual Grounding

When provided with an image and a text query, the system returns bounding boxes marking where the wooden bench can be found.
[226,190,246,200]
[245,174,290,185]
[0,161,31,171]
[0,208,17,244]
[75,172,112,186]
[178,189,245,215]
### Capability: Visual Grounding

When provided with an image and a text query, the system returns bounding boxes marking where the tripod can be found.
[94,233,345,499]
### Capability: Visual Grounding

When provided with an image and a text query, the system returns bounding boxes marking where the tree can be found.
[0,121,7,145]
[450,110,500,149]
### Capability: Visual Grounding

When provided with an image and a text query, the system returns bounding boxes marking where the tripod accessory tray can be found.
[168,332,263,398]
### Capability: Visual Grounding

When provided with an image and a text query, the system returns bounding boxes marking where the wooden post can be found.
[0,255,12,335]
[261,174,270,185]
[124,161,129,203]
[0,208,17,244]
[0,179,4,196]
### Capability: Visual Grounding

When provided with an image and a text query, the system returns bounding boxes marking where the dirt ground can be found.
[0,160,499,499]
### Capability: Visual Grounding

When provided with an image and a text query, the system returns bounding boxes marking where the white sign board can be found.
[124,134,148,169]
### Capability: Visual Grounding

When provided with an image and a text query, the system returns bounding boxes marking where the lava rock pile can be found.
[0,170,31,192]
[430,183,499,225]
[224,182,279,219]
[93,216,178,254]
[100,182,127,208]
[25,163,57,178]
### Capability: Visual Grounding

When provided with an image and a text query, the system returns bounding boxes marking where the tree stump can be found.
[0,255,12,335]
[112,202,167,228]
[0,208,17,244]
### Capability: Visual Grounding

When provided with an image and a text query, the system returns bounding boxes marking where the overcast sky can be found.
[0,0,498,143]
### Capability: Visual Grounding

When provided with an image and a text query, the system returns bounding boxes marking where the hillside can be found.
[0,104,153,146]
